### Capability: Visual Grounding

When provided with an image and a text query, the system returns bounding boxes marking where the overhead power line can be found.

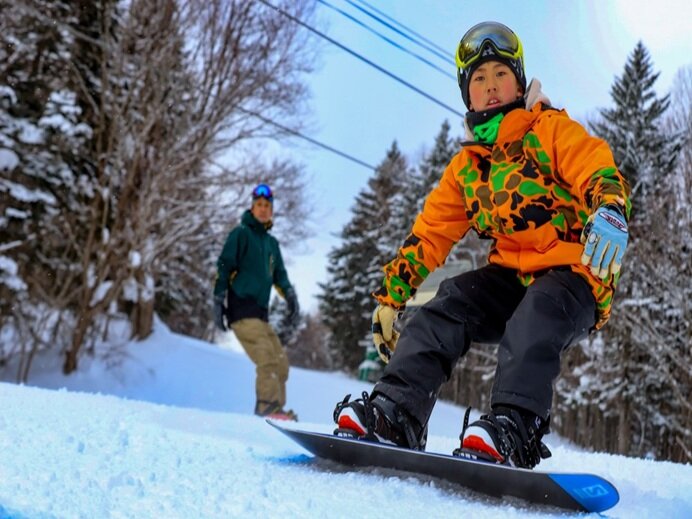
[348,0,454,65]
[256,0,463,118]
[238,107,376,171]
[317,0,455,80]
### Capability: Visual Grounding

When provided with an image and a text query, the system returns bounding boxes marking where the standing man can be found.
[213,183,300,420]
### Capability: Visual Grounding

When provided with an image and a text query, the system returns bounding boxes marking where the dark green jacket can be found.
[214,210,292,322]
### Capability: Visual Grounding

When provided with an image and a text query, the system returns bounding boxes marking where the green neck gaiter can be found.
[473,112,504,144]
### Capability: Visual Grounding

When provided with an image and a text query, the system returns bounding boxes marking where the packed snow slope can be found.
[0,319,689,518]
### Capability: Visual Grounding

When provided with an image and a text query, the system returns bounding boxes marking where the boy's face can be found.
[468,61,523,111]
[251,197,273,223]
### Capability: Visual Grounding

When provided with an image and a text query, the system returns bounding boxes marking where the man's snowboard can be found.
[268,420,619,513]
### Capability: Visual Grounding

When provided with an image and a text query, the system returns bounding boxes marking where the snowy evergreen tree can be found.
[418,120,458,203]
[553,48,688,462]
[611,65,691,462]
[319,142,411,370]
[401,121,457,238]
[398,120,457,232]
[0,1,118,377]
[590,41,681,208]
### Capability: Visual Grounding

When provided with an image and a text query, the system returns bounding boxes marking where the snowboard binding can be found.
[332,392,427,450]
[453,407,552,469]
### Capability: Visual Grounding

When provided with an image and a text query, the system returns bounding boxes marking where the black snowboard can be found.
[268,420,619,513]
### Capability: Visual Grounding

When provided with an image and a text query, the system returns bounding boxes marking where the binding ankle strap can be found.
[333,394,351,423]
[497,408,551,468]
[360,392,378,440]
[393,407,422,451]
[459,407,472,440]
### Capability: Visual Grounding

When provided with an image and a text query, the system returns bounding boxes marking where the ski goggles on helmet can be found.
[455,21,523,71]
[252,183,273,202]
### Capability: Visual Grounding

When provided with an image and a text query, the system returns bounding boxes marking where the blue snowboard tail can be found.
[269,420,619,513]
[549,473,620,513]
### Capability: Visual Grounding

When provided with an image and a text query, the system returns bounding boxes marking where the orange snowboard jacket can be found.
[374,102,631,329]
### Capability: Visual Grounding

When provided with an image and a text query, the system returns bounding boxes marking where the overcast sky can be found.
[263,0,692,312]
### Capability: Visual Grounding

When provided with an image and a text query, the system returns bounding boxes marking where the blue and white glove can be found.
[581,206,628,279]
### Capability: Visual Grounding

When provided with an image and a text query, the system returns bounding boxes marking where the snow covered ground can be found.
[0,319,690,518]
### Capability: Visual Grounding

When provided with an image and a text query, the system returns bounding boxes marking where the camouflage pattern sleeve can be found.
[583,167,632,220]
[538,112,631,221]
[372,233,431,308]
[372,155,471,308]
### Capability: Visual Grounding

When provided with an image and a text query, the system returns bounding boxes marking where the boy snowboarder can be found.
[334,21,631,468]
[214,183,300,420]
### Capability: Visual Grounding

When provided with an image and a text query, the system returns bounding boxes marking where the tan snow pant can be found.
[231,318,289,415]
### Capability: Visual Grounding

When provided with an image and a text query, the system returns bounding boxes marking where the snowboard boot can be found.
[256,401,298,421]
[453,406,551,469]
[265,408,298,421]
[333,392,427,450]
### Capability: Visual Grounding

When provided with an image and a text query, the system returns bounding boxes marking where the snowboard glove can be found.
[372,304,400,364]
[285,288,300,323]
[580,205,628,279]
[213,293,227,332]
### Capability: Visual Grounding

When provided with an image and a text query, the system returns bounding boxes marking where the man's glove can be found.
[285,288,300,322]
[213,293,227,332]
[372,304,401,364]
[581,205,628,279]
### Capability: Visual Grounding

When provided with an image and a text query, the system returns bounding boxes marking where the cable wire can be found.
[256,0,463,118]
[348,0,453,65]
[317,0,455,80]
[238,107,376,171]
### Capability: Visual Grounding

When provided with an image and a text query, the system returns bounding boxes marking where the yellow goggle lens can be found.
[455,22,523,70]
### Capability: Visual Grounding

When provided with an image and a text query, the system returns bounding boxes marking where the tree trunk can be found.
[131,298,154,340]
[64,315,90,374]
[618,396,631,454]
[129,267,154,340]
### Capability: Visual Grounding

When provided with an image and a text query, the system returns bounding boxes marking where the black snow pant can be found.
[373,264,596,428]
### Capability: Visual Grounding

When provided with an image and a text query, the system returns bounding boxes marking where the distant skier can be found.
[334,21,631,468]
[214,183,300,420]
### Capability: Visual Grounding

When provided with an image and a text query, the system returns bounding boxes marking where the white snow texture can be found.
[0,320,689,519]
